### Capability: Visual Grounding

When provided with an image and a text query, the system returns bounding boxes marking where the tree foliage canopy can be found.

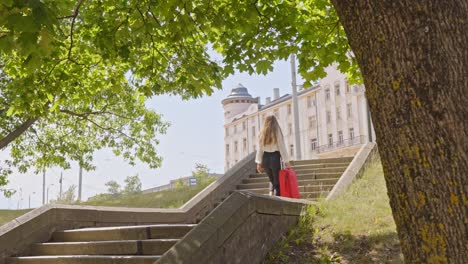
[0,0,357,195]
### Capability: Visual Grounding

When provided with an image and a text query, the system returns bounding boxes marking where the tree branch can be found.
[84,116,138,144]
[59,109,138,121]
[0,118,38,149]
[68,0,86,61]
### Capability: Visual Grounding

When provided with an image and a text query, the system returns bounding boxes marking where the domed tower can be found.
[222,84,257,121]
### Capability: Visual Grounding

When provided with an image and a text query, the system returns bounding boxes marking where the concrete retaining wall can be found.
[0,154,256,261]
[156,191,309,264]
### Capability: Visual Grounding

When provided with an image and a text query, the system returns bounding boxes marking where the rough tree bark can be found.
[331,1,467,263]
[0,118,37,149]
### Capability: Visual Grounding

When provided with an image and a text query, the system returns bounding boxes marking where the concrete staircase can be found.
[237,157,353,200]
[7,224,196,264]
[2,147,378,264]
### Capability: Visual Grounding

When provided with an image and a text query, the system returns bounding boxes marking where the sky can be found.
[0,59,304,209]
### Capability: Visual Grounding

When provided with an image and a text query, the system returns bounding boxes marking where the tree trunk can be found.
[0,118,37,149]
[331,1,467,263]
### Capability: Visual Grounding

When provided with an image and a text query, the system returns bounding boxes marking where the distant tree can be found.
[173,178,188,190]
[105,180,121,196]
[51,185,76,204]
[191,163,212,186]
[123,175,142,195]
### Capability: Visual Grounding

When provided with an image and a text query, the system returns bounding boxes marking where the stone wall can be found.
[182,152,256,222]
[0,154,256,262]
[326,143,378,200]
[156,191,309,264]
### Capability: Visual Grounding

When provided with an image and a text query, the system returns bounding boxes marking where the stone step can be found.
[237,178,339,190]
[242,184,335,195]
[7,255,160,264]
[292,167,347,174]
[243,173,341,184]
[52,224,195,242]
[249,170,343,179]
[29,239,177,256]
[291,162,350,171]
[291,157,353,166]
[242,190,330,200]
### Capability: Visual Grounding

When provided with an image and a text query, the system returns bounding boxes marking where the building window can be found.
[242,121,246,131]
[290,144,294,156]
[345,79,351,93]
[349,128,355,140]
[227,162,230,169]
[310,138,317,151]
[336,107,341,120]
[226,144,230,155]
[328,134,333,147]
[252,126,256,137]
[335,83,340,96]
[234,141,238,152]
[326,111,331,124]
[253,145,256,152]
[274,109,279,119]
[243,138,247,150]
[347,103,352,119]
[288,123,293,135]
[309,116,316,128]
[325,88,331,101]
[225,127,229,136]
[338,131,344,145]
[287,104,292,115]
[234,125,237,133]
[307,96,312,108]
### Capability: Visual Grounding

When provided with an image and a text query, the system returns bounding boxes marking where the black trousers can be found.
[262,151,281,196]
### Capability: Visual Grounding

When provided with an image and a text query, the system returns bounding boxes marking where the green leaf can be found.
[6,107,15,116]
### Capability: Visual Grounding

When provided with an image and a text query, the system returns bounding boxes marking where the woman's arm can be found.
[255,138,264,164]
[277,127,290,164]
[255,138,264,172]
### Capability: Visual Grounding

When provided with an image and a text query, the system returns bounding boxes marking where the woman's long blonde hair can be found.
[259,115,283,145]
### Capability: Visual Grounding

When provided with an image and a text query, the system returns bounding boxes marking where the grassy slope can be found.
[0,209,32,226]
[80,182,212,208]
[264,162,403,264]
[1,180,214,227]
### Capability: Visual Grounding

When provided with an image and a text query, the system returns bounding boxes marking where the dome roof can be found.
[226,84,252,98]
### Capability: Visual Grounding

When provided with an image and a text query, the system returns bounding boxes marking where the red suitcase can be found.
[279,168,300,198]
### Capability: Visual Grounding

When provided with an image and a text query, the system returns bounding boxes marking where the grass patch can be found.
[0,209,32,226]
[1,179,214,227]
[264,161,403,263]
[79,180,214,208]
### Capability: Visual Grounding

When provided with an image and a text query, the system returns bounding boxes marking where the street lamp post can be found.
[46,184,54,204]
[290,54,302,160]
[29,192,36,209]
[16,188,23,210]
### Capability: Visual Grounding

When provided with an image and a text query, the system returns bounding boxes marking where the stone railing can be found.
[326,142,378,199]
[181,152,256,222]
[0,153,256,262]
[156,191,310,264]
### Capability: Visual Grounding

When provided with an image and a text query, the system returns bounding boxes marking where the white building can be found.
[222,66,375,171]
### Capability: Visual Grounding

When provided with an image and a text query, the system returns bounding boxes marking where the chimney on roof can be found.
[273,88,280,100]
[265,97,271,104]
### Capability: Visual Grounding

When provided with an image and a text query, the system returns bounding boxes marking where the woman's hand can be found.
[285,162,291,168]
[257,164,263,173]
